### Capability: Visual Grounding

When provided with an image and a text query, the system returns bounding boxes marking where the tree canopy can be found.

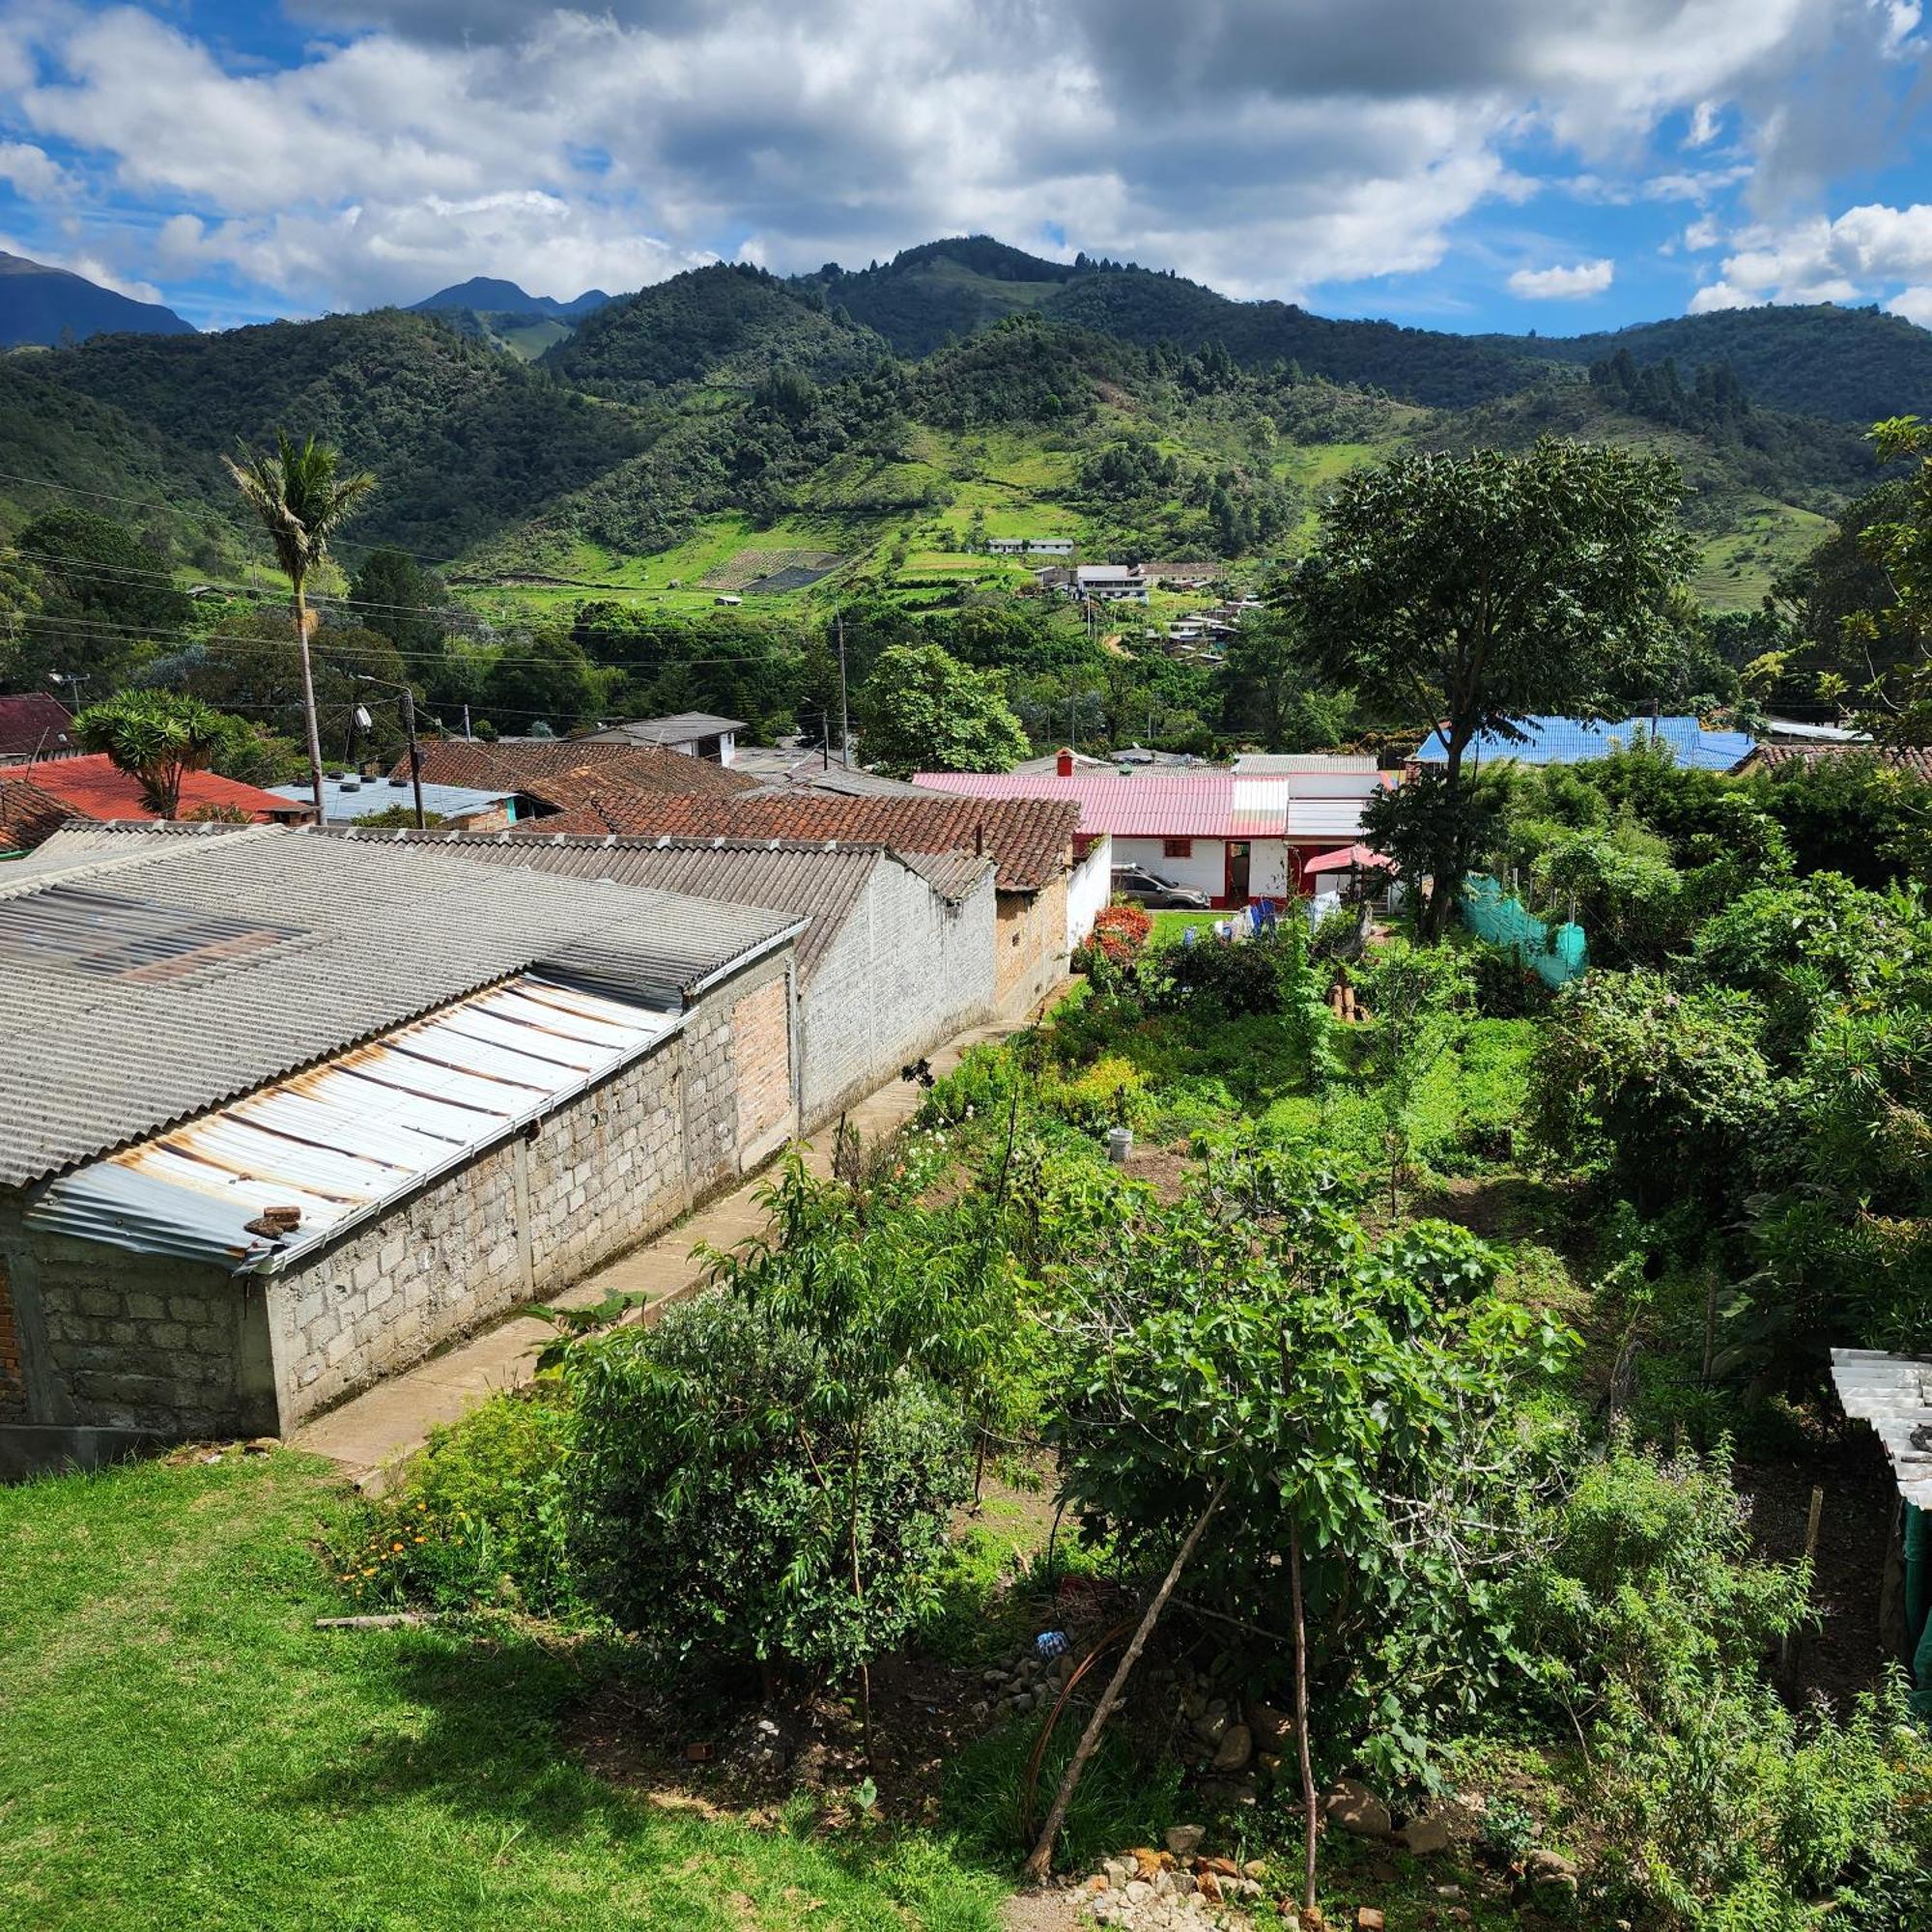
[854,640,1028,777]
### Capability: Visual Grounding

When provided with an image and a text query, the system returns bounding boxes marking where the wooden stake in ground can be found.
[1290,1520,1320,1916]
[1022,1479,1229,1883]
[1779,1484,1826,1679]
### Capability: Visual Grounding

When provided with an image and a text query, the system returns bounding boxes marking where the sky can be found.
[2,0,1932,335]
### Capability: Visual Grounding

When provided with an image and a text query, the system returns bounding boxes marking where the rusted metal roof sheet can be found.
[24,975,682,1272]
[1831,1349,1932,1508]
[0,826,799,1189]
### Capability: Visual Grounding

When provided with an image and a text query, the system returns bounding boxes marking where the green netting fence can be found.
[1459,873,1588,987]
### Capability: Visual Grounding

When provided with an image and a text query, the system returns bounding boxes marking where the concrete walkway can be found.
[290,1004,1047,1489]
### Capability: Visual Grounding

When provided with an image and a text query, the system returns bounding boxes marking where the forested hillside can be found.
[0,236,1922,613]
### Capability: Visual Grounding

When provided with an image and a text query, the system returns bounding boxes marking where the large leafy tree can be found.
[74,690,236,819]
[1284,440,1690,934]
[348,546,446,659]
[1,507,193,696]
[855,640,1028,776]
[226,433,376,818]
[1835,415,1932,744]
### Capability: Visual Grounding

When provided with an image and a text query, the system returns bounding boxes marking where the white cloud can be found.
[1508,257,1615,298]
[0,0,1925,318]
[1693,200,1932,309]
[1688,277,1757,310]
[1886,283,1932,324]
[0,139,72,198]
[1684,213,1722,248]
[0,229,165,303]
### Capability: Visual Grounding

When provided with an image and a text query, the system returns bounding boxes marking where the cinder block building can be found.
[0,824,803,1472]
[330,828,1000,1127]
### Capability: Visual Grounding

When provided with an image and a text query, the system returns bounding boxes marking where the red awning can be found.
[1300,843,1388,875]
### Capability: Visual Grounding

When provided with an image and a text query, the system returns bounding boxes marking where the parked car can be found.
[1112,864,1212,910]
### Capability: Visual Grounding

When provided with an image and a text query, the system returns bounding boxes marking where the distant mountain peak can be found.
[409,277,616,321]
[0,250,195,348]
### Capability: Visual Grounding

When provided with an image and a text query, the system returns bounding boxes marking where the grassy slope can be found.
[0,1453,1001,1932]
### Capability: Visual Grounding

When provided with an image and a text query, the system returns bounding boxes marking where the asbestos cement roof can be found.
[0,825,800,1189]
[321,828,987,980]
[401,737,757,802]
[25,974,681,1274]
[1831,1349,1932,1508]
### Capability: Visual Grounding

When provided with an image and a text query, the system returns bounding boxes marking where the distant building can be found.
[1027,536,1075,555]
[1732,742,1932,781]
[1068,565,1149,604]
[1409,715,1757,774]
[915,751,1391,905]
[0,695,77,765]
[1137,560,1218,587]
[986,536,1026,554]
[583,712,746,765]
[398,738,753,824]
[0,753,310,853]
[270,774,516,829]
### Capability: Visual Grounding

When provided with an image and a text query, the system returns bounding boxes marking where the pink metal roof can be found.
[914,771,1258,838]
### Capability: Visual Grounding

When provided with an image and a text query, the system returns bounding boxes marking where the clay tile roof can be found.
[0,693,76,759]
[1742,742,1932,781]
[512,788,1080,894]
[0,774,76,852]
[400,738,757,805]
[0,755,307,843]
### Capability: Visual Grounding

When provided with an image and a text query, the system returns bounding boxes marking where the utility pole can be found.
[836,611,851,770]
[355,673,426,830]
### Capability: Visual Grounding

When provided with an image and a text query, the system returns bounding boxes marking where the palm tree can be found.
[74,690,229,819]
[225,433,376,817]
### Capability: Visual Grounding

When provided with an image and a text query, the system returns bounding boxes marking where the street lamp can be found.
[46,669,86,716]
[352,673,426,830]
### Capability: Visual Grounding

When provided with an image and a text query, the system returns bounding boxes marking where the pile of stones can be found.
[1081,1830,1268,1930]
[973,1641,1076,1723]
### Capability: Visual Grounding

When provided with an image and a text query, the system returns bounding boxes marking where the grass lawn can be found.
[0,1453,1004,1932]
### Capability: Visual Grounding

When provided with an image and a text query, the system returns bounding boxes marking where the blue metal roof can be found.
[1411,716,1756,773]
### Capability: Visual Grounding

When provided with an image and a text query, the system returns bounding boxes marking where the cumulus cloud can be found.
[1509,257,1615,298]
[0,0,1926,318]
[0,139,72,198]
[1690,200,1932,309]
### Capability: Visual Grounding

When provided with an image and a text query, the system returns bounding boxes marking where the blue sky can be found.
[3,0,1931,335]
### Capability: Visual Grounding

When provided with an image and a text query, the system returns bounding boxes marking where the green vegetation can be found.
[0,1453,1005,1931]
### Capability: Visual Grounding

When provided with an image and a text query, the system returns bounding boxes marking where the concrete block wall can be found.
[0,941,803,1455]
[799,860,996,1127]
[0,1204,276,1438]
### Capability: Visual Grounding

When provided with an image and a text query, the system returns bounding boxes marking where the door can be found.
[1224,840,1251,905]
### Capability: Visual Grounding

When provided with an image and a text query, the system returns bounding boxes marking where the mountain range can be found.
[0,235,1920,616]
[0,250,194,349]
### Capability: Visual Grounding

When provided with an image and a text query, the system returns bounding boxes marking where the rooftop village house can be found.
[0,824,805,1473]
[396,737,754,827]
[0,694,78,764]
[583,712,747,765]
[272,772,517,830]
[1410,714,1759,774]
[510,786,1098,1014]
[1,753,312,853]
[334,828,998,1129]
[915,752,1390,907]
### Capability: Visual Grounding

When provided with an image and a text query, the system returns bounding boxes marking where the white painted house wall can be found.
[1065,834,1114,948]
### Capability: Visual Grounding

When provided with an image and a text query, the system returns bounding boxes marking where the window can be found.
[1162,838,1193,859]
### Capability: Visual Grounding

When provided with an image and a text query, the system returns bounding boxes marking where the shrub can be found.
[330,1387,580,1615]
[568,1290,969,1687]
[1038,1053,1148,1133]
[1086,902,1152,965]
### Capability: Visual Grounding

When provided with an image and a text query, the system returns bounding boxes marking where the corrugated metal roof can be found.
[1412,716,1757,772]
[916,771,1364,841]
[270,778,514,822]
[1831,1349,1932,1507]
[0,826,800,1189]
[25,974,681,1273]
[317,831,879,980]
[1232,754,1382,776]
[1287,797,1373,838]
[586,713,747,746]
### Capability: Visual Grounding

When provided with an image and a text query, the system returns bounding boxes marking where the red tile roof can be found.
[0,774,76,852]
[517,788,1080,894]
[0,694,76,760]
[402,738,756,805]
[1741,742,1932,781]
[0,755,308,845]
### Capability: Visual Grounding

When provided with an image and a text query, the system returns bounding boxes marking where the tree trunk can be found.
[293,581,327,821]
[1290,1519,1320,1917]
[1022,1479,1229,1883]
[1420,722,1475,940]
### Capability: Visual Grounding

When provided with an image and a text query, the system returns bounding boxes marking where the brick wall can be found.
[994,874,1069,1013]
[0,1253,25,1422]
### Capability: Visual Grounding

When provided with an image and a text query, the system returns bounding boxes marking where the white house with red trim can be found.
[913,752,1391,908]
